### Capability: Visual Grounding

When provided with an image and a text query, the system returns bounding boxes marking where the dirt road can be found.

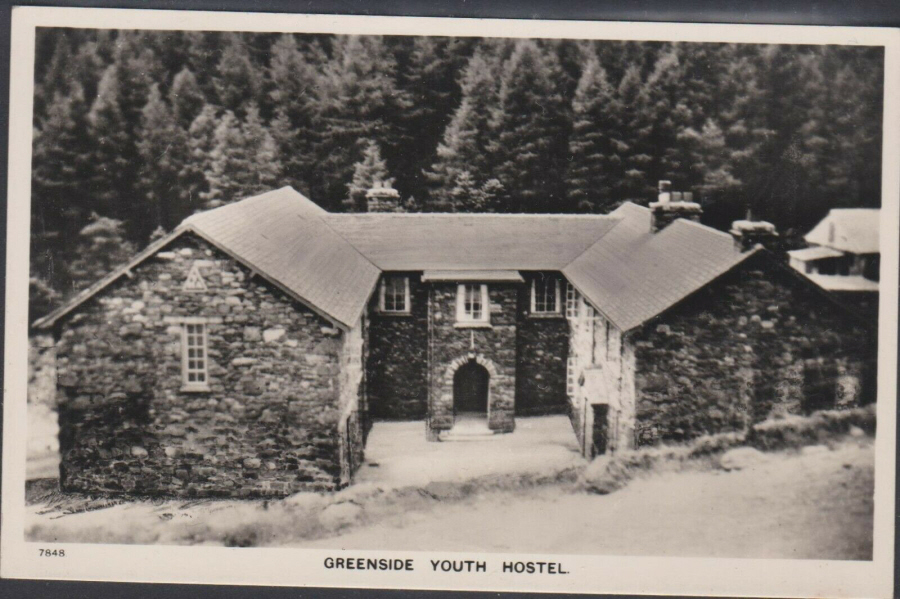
[298,440,874,560]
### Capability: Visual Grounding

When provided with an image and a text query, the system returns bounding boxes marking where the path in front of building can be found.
[355,415,585,488]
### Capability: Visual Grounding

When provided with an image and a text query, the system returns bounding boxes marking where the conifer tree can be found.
[490,40,570,212]
[67,213,137,293]
[612,64,654,202]
[425,46,502,209]
[169,67,206,129]
[87,64,135,219]
[345,139,389,212]
[202,103,281,208]
[213,34,263,116]
[567,54,619,212]
[316,35,411,210]
[32,84,91,246]
[180,103,218,212]
[137,84,187,234]
[269,34,322,197]
[449,171,503,212]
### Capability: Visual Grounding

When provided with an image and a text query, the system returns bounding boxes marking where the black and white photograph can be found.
[2,7,897,597]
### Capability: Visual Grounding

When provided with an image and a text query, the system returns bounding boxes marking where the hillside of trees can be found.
[30,29,884,318]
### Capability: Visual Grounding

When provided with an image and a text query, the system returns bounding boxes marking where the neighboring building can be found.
[788,208,880,293]
[33,182,876,497]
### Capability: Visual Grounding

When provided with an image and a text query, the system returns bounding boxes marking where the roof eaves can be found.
[185,224,357,330]
[620,246,763,334]
[32,228,190,330]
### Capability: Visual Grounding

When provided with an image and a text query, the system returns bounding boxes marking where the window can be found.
[182,321,209,391]
[379,275,410,313]
[565,281,580,319]
[456,284,490,324]
[566,357,577,397]
[531,275,561,314]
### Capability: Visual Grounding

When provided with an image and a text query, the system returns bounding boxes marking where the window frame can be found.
[566,357,577,397]
[565,281,580,319]
[181,318,210,392]
[379,275,411,314]
[531,275,561,315]
[456,283,490,325]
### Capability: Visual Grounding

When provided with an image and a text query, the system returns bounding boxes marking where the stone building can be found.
[33,182,876,496]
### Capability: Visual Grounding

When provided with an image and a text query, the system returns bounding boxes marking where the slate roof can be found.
[323,214,618,270]
[34,188,763,334]
[562,203,757,331]
[805,208,880,255]
[787,246,845,262]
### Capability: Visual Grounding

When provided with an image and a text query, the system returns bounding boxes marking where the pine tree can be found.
[32,85,91,249]
[67,213,137,293]
[87,64,135,219]
[425,46,502,209]
[612,64,654,202]
[345,139,389,212]
[490,40,570,212]
[449,171,503,212]
[169,67,206,129]
[214,34,263,117]
[202,103,281,208]
[316,35,412,210]
[396,36,476,201]
[567,53,619,212]
[137,84,188,234]
[268,34,322,197]
[180,103,218,213]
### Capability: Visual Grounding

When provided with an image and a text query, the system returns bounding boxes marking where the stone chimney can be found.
[650,180,702,232]
[730,217,778,252]
[366,179,402,213]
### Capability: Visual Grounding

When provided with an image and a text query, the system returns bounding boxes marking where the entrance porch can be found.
[356,416,584,488]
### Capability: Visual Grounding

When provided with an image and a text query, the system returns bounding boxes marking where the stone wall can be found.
[366,274,428,419]
[55,234,353,497]
[427,283,518,435]
[338,317,367,484]
[515,276,569,415]
[630,253,875,446]
[566,297,637,458]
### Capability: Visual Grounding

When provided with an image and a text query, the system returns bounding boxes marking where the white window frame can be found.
[565,281,580,319]
[379,275,410,313]
[456,283,490,324]
[181,318,210,392]
[566,357,577,397]
[531,275,561,314]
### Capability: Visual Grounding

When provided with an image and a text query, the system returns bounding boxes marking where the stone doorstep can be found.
[439,413,501,442]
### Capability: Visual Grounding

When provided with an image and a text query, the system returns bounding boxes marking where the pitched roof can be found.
[787,246,844,261]
[563,202,758,331]
[182,187,380,328]
[805,273,879,292]
[323,213,619,270]
[804,208,880,255]
[35,187,381,330]
[35,189,766,335]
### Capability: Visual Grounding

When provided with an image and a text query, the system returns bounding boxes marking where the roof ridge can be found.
[325,212,620,219]
[673,217,736,241]
[561,216,629,270]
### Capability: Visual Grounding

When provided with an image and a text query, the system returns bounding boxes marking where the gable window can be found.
[182,320,209,391]
[565,281,580,319]
[566,357,577,397]
[531,275,561,314]
[456,284,490,324]
[379,275,410,313]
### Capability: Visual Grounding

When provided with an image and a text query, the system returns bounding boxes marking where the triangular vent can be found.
[183,262,208,292]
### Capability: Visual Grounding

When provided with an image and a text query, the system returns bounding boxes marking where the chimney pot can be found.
[365,179,402,213]
[649,184,701,233]
[730,219,778,252]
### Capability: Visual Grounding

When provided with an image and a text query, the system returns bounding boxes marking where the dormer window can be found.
[456,284,490,324]
[531,275,561,314]
[379,275,410,313]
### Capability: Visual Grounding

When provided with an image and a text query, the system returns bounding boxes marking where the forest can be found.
[29,29,884,318]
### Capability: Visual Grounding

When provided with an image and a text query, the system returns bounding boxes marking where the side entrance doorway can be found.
[453,360,489,416]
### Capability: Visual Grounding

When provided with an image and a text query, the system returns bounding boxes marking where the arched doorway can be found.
[453,360,489,416]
